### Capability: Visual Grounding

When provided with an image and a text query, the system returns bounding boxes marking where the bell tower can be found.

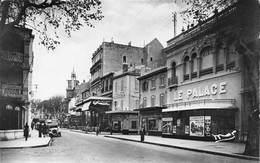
[66,68,79,98]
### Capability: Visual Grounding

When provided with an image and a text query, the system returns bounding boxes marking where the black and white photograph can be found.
[0,0,259,162]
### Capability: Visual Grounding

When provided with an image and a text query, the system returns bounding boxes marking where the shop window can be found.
[162,117,173,134]
[131,121,137,129]
[148,119,158,131]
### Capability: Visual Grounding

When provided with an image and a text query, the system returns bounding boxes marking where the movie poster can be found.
[190,116,204,137]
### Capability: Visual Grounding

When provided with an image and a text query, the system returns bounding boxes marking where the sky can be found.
[31,0,185,100]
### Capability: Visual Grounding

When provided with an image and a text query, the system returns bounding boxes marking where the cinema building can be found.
[162,4,257,142]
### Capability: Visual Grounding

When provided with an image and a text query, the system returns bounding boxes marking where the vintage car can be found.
[48,123,61,137]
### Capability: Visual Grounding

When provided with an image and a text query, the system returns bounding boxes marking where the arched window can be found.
[191,53,197,78]
[201,47,213,70]
[183,56,190,80]
[160,93,165,106]
[143,97,147,108]
[151,95,155,107]
[171,61,176,77]
[123,56,126,63]
[200,47,214,76]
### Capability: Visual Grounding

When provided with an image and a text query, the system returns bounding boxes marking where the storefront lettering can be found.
[173,82,227,101]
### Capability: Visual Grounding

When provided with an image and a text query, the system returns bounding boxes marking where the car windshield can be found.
[49,125,58,128]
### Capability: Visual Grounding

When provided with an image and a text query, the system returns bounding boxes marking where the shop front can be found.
[106,111,138,134]
[135,107,166,136]
[162,100,237,140]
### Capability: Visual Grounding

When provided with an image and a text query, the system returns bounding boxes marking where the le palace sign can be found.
[172,82,227,101]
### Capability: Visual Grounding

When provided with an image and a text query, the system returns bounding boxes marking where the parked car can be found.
[48,123,61,137]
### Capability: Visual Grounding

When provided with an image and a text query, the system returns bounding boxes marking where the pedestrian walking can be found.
[42,122,48,137]
[38,123,42,137]
[24,122,29,141]
[140,126,145,142]
[31,121,34,130]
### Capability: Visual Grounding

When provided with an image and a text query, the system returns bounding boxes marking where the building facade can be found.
[0,27,34,140]
[136,65,167,136]
[106,64,141,134]
[162,3,257,142]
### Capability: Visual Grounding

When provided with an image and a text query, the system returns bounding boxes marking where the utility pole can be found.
[172,12,177,37]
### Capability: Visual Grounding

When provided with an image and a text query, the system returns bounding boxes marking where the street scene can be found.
[0,0,259,163]
[0,129,259,163]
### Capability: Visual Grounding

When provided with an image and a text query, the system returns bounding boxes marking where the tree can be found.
[0,0,104,50]
[175,0,259,157]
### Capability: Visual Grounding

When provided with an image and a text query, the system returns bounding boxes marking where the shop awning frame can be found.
[162,106,238,112]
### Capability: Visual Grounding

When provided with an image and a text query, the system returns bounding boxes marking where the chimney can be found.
[123,63,128,73]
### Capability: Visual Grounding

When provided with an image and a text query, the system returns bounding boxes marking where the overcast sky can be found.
[32,0,185,100]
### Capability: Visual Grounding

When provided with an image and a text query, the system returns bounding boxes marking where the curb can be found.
[0,138,52,149]
[104,136,259,161]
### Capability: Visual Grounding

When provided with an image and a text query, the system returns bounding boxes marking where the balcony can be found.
[0,84,23,98]
[168,76,178,88]
[0,50,23,63]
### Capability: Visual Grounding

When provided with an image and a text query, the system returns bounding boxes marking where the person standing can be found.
[31,121,34,130]
[24,122,29,141]
[42,123,48,137]
[140,125,145,142]
[38,123,42,137]
[96,125,100,136]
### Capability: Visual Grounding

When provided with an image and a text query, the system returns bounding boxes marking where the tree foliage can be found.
[0,0,104,50]
[176,0,237,25]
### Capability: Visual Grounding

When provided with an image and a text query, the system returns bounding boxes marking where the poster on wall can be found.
[204,116,211,136]
[190,116,204,137]
[162,118,173,134]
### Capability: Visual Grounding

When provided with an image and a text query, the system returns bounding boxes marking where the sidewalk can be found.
[0,129,51,149]
[70,129,259,161]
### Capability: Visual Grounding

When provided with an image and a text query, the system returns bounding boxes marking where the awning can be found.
[84,96,112,102]
[134,106,167,111]
[162,106,238,112]
[106,110,139,114]
[82,102,91,111]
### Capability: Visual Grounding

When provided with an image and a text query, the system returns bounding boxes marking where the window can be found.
[123,56,126,63]
[142,81,148,91]
[114,101,117,108]
[184,56,190,75]
[191,53,198,78]
[135,99,139,109]
[171,62,176,77]
[151,78,156,89]
[121,80,124,91]
[160,75,165,86]
[141,58,144,63]
[131,121,137,129]
[115,82,117,92]
[160,93,165,106]
[148,119,158,131]
[151,95,155,107]
[135,78,139,91]
[143,97,147,108]
[150,57,153,62]
[121,100,124,110]
[201,47,213,69]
